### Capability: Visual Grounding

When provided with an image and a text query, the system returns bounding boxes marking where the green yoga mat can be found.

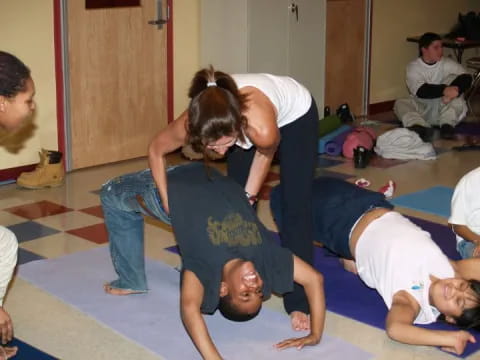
[318,115,342,137]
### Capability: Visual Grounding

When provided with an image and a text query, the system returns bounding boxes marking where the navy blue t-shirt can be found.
[168,163,293,314]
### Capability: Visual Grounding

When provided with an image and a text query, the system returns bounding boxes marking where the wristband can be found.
[245,191,258,204]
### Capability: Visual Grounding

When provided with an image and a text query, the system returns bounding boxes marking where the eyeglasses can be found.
[206,137,237,150]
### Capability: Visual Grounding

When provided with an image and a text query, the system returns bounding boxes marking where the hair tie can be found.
[207,81,217,87]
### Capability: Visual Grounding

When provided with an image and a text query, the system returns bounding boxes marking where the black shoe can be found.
[407,125,434,142]
[336,103,355,123]
[440,124,455,140]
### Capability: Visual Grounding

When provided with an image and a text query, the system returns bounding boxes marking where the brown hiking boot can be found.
[17,149,65,189]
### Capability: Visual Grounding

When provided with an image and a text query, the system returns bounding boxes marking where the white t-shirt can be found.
[355,212,454,324]
[449,166,480,244]
[231,74,312,149]
[0,226,18,306]
[406,57,466,96]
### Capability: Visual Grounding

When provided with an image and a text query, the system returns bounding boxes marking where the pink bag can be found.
[342,127,376,159]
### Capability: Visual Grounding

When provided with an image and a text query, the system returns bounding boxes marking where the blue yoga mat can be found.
[5,338,56,359]
[318,125,351,154]
[165,216,476,357]
[391,186,454,218]
[18,247,372,360]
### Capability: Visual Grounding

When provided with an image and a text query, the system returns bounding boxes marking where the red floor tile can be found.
[5,200,73,220]
[79,205,104,219]
[66,223,109,244]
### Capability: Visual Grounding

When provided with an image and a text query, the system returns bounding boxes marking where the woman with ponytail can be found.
[102,67,321,356]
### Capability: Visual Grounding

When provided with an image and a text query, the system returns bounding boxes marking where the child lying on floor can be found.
[101,163,325,359]
[271,177,480,356]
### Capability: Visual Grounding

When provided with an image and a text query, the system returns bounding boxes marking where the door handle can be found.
[148,0,170,29]
[288,3,299,22]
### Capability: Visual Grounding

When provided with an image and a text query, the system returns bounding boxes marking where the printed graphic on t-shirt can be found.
[207,213,262,246]
[411,280,424,291]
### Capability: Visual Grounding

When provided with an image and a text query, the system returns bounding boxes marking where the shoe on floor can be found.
[17,149,65,189]
[407,125,434,142]
[440,124,455,140]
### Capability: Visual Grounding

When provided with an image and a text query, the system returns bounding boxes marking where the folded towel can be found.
[374,128,436,160]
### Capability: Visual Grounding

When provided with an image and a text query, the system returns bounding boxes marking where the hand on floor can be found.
[0,308,13,345]
[275,333,320,350]
[0,345,17,360]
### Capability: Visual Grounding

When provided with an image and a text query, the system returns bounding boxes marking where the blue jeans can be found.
[457,239,476,259]
[100,168,170,292]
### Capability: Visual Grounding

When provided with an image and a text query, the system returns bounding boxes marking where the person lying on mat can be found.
[271,177,480,356]
[449,166,480,259]
[0,51,36,359]
[101,163,325,359]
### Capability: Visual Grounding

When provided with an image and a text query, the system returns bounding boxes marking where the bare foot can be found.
[290,311,310,331]
[103,283,144,296]
[340,258,358,275]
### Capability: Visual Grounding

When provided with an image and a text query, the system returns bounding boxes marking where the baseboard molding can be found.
[0,164,37,182]
[368,100,395,115]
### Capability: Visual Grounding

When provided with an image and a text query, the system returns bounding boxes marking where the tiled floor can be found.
[2,115,480,359]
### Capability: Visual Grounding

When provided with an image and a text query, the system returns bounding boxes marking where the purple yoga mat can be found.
[165,216,477,357]
[455,122,480,136]
[324,130,350,156]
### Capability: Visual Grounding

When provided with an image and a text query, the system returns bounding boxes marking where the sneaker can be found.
[407,125,434,142]
[440,124,455,140]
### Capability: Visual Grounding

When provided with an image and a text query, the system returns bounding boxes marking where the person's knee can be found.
[0,227,18,259]
[100,177,120,207]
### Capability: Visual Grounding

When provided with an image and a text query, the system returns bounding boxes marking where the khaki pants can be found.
[394,96,467,128]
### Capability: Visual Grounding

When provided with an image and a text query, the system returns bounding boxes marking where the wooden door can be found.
[325,0,366,116]
[67,1,169,169]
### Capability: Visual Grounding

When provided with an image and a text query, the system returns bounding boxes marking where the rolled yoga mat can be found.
[318,124,352,154]
[324,129,352,156]
[318,115,342,137]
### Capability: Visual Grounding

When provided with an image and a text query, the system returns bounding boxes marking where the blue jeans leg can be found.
[100,168,170,292]
[456,239,476,259]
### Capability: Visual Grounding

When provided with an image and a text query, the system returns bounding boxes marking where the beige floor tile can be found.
[34,211,103,231]
[0,210,28,226]
[20,233,101,258]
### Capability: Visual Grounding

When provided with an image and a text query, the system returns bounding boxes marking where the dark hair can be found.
[418,32,442,56]
[0,51,31,98]
[439,279,480,329]
[186,66,248,154]
[218,294,261,322]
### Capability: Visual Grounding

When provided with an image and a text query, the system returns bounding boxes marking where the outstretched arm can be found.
[386,291,475,355]
[181,270,222,360]
[452,257,480,280]
[276,255,325,350]
[148,110,188,214]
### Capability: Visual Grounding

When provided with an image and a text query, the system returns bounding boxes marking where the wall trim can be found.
[0,164,37,182]
[167,0,173,123]
[368,100,395,115]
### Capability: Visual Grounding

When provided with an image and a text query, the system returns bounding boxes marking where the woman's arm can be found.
[181,270,223,360]
[276,255,325,350]
[148,111,188,213]
[386,291,475,355]
[243,92,280,199]
[450,223,480,245]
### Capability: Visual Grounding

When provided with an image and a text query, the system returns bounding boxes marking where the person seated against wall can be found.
[394,32,472,141]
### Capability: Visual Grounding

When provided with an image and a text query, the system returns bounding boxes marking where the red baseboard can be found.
[368,100,395,115]
[0,164,37,182]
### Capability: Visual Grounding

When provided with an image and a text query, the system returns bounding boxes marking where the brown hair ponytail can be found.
[186,66,248,153]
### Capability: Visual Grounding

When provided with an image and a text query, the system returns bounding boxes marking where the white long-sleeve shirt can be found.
[0,227,18,306]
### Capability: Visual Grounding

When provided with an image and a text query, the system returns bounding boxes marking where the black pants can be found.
[227,98,318,314]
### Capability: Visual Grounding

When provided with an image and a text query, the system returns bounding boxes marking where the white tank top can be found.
[355,212,455,324]
[231,74,312,149]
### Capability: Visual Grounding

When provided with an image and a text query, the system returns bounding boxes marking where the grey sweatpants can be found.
[394,96,467,128]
